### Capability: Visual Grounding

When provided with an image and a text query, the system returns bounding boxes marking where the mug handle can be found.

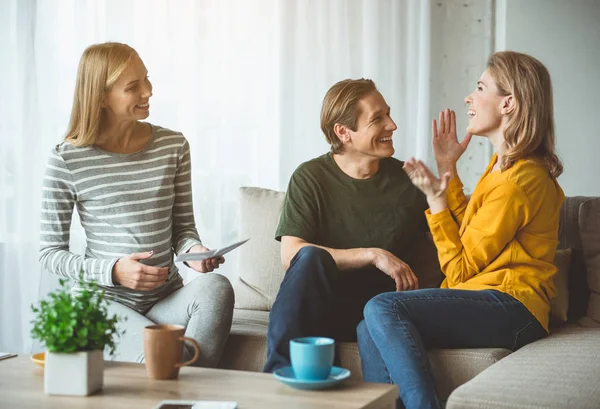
[175,336,200,368]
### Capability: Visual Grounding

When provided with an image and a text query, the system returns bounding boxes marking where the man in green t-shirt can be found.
[263,79,430,373]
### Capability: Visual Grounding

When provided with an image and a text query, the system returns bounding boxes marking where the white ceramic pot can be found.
[44,349,104,396]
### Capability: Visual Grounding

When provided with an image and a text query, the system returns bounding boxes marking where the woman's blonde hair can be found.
[64,42,138,146]
[320,79,377,154]
[487,51,563,178]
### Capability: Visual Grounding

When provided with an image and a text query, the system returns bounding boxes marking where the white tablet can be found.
[175,238,250,262]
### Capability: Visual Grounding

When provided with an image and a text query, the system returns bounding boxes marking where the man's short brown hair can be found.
[320,79,377,154]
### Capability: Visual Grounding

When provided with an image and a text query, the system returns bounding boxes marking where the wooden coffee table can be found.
[0,356,397,408]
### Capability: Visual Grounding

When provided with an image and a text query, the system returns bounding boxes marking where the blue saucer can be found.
[273,366,351,390]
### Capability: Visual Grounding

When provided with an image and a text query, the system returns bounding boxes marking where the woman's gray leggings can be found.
[106,273,235,368]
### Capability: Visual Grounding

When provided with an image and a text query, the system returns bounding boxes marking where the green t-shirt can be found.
[276,153,428,263]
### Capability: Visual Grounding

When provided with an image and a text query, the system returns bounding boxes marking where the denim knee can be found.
[363,292,397,323]
[289,246,337,281]
[356,319,369,340]
[294,246,334,265]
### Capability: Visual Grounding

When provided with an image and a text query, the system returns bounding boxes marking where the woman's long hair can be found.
[487,51,563,178]
[64,42,137,146]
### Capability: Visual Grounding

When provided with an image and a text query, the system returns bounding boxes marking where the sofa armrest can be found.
[447,326,600,409]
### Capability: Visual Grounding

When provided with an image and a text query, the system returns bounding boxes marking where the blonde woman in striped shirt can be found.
[39,42,234,367]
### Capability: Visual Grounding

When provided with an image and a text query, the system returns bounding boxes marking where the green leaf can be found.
[30,270,124,355]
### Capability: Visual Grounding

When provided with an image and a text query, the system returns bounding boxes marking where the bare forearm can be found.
[427,195,449,215]
[280,236,418,291]
[281,236,373,271]
[435,160,468,222]
[323,246,375,271]
[436,161,459,181]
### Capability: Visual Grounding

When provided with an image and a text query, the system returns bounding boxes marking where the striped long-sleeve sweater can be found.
[39,123,202,314]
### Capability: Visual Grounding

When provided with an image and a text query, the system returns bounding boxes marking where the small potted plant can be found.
[31,276,124,396]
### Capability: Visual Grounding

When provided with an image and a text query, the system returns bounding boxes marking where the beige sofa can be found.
[217,187,600,408]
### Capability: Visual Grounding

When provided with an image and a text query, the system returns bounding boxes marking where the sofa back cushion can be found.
[234,187,286,310]
[578,198,600,327]
[557,196,595,323]
[549,249,572,325]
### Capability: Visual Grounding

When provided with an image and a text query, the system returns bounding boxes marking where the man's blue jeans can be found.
[357,288,547,409]
[263,246,393,373]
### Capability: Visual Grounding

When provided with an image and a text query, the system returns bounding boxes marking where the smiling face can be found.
[464,69,506,137]
[341,90,397,159]
[103,54,153,123]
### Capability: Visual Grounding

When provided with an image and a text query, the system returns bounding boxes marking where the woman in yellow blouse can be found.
[357,51,564,409]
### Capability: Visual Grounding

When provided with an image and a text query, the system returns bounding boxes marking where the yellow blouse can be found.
[425,154,564,332]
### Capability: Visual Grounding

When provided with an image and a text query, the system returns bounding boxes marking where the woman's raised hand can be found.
[403,158,451,200]
[433,109,473,166]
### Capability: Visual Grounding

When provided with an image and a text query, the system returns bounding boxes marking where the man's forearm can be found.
[325,246,375,271]
[281,237,374,271]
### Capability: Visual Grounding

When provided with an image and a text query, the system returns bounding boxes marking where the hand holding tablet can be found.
[175,238,250,263]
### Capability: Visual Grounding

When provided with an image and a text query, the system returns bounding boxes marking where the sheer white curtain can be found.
[0,0,432,354]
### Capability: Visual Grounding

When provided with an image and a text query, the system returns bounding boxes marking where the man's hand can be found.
[112,250,169,291]
[186,244,225,273]
[370,248,419,291]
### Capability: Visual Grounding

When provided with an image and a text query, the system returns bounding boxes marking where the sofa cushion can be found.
[218,309,270,372]
[233,187,286,310]
[579,199,600,327]
[428,348,511,401]
[219,309,511,401]
[549,248,572,325]
[230,308,271,337]
[446,326,600,409]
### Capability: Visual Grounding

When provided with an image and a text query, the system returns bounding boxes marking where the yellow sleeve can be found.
[425,181,528,286]
[446,176,469,226]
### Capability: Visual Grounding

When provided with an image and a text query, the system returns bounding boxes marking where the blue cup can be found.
[289,337,335,380]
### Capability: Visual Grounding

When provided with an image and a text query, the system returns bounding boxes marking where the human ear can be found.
[501,95,515,115]
[333,123,351,144]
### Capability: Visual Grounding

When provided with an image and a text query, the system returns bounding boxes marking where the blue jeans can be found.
[357,289,547,409]
[263,246,393,373]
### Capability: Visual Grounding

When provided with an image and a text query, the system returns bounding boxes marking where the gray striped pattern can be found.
[39,124,202,314]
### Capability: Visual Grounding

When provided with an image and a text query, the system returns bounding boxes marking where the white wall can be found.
[499,0,600,196]
[431,0,494,193]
